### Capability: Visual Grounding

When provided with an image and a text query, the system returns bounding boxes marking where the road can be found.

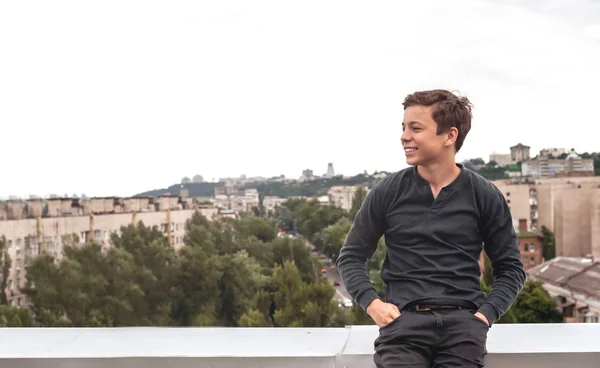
[296,235,352,303]
[320,258,352,302]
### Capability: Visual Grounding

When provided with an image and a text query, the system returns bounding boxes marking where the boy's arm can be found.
[336,182,388,310]
[477,187,526,326]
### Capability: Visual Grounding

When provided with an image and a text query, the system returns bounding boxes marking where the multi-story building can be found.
[540,148,567,158]
[494,176,600,261]
[490,181,538,231]
[327,186,368,211]
[516,219,544,270]
[0,196,219,308]
[521,150,594,178]
[212,189,260,213]
[479,218,544,275]
[510,143,531,163]
[489,152,513,167]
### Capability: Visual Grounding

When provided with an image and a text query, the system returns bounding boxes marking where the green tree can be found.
[541,226,556,261]
[482,251,494,287]
[268,237,317,284]
[508,280,562,323]
[271,261,344,327]
[0,236,11,305]
[0,305,36,327]
[215,250,267,326]
[313,217,352,261]
[283,199,347,240]
[171,245,221,326]
[110,222,178,326]
[349,186,367,220]
[236,216,277,243]
[238,308,272,327]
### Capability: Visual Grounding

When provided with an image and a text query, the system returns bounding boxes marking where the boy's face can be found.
[401,105,455,166]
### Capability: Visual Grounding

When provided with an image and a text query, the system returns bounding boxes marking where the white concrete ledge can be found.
[0,325,598,367]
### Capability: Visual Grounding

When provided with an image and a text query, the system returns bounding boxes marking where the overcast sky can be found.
[1,0,599,198]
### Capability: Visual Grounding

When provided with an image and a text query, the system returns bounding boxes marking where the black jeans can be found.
[374,308,489,367]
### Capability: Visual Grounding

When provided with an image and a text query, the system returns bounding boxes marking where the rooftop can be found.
[0,325,598,367]
[528,257,600,304]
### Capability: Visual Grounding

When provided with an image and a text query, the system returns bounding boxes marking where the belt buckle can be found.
[415,304,431,312]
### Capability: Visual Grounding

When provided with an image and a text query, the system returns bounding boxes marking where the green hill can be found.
[134,182,216,198]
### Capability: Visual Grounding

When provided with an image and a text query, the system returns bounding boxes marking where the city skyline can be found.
[2,0,599,198]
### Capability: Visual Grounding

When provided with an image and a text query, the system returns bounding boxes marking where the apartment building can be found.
[489,152,513,167]
[516,219,544,270]
[327,186,367,211]
[478,218,544,275]
[536,179,600,259]
[493,176,600,261]
[0,196,219,308]
[212,189,260,213]
[522,150,594,178]
[490,181,537,231]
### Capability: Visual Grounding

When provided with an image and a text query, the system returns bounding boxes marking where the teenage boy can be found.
[336,89,526,367]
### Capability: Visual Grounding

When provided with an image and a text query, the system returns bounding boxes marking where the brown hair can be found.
[402,89,473,152]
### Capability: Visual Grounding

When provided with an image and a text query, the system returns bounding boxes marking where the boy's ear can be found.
[444,127,459,148]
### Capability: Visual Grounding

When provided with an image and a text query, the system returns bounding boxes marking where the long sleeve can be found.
[477,188,526,325]
[336,180,388,310]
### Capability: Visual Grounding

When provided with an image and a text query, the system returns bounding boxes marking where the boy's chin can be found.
[405,156,420,166]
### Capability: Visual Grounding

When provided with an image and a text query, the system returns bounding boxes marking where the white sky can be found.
[1,0,599,198]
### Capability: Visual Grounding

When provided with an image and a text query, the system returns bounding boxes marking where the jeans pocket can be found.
[379,314,403,332]
[468,311,490,329]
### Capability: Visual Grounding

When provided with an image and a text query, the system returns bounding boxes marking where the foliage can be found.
[0,305,36,327]
[0,236,11,305]
[11,187,565,328]
[349,186,367,221]
[271,261,341,327]
[17,210,353,327]
[482,279,562,324]
[245,175,373,198]
[541,226,556,261]
[507,280,562,323]
[482,251,494,287]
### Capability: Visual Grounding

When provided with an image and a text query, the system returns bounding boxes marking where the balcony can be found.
[0,324,599,367]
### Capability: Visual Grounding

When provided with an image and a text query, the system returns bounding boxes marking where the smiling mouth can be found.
[404,147,418,153]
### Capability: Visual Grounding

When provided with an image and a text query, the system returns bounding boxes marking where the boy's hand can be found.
[474,312,490,326]
[366,299,401,328]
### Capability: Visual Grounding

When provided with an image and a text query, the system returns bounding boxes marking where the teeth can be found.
[405,148,417,152]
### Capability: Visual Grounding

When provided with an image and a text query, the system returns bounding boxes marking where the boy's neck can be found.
[416,156,461,189]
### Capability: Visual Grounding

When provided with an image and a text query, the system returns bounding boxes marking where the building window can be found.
[584,313,599,323]
[524,244,529,252]
[530,244,535,252]
[530,256,534,265]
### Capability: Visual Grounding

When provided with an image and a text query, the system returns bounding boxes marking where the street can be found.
[297,235,352,304]
[319,257,352,302]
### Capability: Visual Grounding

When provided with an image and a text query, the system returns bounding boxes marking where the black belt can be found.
[403,304,466,312]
